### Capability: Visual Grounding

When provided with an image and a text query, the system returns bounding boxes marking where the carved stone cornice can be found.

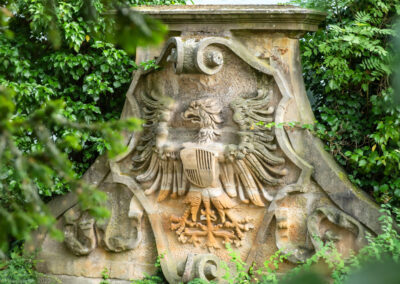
[133,5,326,32]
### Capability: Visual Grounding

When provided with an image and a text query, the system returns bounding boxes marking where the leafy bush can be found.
[0,249,39,284]
[0,0,184,252]
[293,0,400,206]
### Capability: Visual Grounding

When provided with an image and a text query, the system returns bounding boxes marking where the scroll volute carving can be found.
[307,206,367,257]
[177,253,224,283]
[64,208,96,256]
[97,188,143,252]
[164,37,225,75]
[63,187,143,256]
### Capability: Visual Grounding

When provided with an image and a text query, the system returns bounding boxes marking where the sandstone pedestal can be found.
[29,5,381,284]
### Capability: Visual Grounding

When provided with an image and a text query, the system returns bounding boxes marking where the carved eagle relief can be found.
[132,83,287,248]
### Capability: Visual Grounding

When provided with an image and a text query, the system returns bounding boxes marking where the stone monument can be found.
[30,5,382,284]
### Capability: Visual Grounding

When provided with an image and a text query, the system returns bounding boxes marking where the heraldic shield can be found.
[104,26,379,282]
[29,7,383,284]
[180,148,218,188]
[107,29,304,281]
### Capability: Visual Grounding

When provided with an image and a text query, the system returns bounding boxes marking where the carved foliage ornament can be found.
[63,191,143,256]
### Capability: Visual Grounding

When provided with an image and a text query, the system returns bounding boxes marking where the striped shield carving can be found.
[180,148,217,188]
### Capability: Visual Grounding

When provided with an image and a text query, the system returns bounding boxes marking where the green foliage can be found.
[255,249,291,283]
[0,248,39,284]
[222,243,253,283]
[100,267,110,284]
[0,0,185,253]
[131,254,168,284]
[0,80,141,252]
[293,0,400,206]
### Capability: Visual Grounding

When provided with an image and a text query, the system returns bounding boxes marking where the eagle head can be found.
[182,98,223,128]
[182,98,223,143]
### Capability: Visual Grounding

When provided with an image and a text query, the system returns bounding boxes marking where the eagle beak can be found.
[182,109,200,123]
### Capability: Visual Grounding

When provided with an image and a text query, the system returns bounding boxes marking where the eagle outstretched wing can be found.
[131,82,187,202]
[132,84,286,206]
[221,88,287,206]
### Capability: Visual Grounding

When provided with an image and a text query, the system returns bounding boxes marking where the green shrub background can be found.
[296,0,400,206]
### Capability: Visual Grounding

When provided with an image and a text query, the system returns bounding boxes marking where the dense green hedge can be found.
[297,0,400,206]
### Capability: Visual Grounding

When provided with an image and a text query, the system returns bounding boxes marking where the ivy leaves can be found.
[298,0,400,205]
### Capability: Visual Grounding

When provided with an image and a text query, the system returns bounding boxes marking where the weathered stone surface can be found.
[29,5,381,283]
[34,182,157,281]
[38,275,131,284]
